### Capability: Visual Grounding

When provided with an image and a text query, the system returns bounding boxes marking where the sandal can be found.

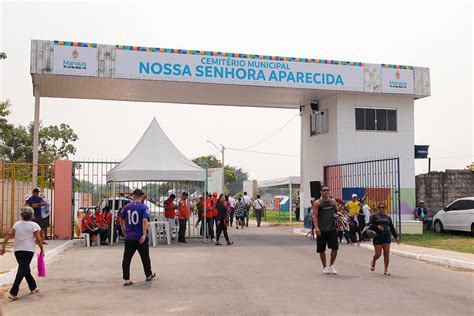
[146,273,156,282]
[215,242,222,246]
[384,272,391,276]
[227,241,234,246]
[30,288,40,294]
[370,260,375,272]
[123,281,134,286]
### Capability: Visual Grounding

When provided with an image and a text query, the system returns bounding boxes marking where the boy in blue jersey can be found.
[119,189,155,286]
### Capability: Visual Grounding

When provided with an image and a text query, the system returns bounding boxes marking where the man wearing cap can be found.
[178,192,189,244]
[345,194,362,218]
[25,189,47,244]
[414,201,432,230]
[120,189,155,286]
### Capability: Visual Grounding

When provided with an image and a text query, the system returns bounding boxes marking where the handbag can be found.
[37,252,46,277]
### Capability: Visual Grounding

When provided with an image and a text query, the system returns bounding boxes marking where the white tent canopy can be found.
[106,118,205,182]
[258,176,300,189]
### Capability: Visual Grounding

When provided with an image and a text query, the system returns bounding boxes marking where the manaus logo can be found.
[389,70,407,89]
[63,48,87,70]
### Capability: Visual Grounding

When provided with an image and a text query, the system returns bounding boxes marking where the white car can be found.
[432,197,474,236]
[97,197,164,220]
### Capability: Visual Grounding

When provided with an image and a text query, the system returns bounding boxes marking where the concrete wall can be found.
[416,170,474,215]
[300,94,416,218]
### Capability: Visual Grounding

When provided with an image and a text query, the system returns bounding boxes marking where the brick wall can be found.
[416,169,474,216]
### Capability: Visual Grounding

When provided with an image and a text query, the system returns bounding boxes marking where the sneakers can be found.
[323,266,338,274]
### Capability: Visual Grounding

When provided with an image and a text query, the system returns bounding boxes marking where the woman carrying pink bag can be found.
[0,206,45,301]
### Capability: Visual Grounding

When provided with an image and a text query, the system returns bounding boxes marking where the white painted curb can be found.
[0,240,78,287]
[293,228,474,271]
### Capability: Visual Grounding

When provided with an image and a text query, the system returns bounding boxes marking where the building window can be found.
[310,110,328,136]
[355,108,397,132]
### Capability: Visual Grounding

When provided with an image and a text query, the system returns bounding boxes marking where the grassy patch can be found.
[402,231,474,254]
[250,210,302,225]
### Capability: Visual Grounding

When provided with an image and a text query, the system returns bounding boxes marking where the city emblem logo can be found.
[395,70,400,80]
[72,48,79,59]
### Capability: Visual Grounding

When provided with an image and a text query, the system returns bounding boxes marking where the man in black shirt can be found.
[313,184,339,275]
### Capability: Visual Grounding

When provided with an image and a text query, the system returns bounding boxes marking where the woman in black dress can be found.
[369,202,399,276]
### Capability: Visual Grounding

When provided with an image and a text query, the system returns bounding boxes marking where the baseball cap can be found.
[420,200,425,204]
[132,189,145,196]
[352,194,358,198]
[182,192,188,196]
[213,192,218,197]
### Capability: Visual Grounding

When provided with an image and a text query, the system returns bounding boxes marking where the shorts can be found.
[316,229,339,253]
[42,216,50,228]
[373,234,392,245]
[32,216,42,226]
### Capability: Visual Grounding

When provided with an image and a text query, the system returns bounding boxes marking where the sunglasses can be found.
[378,206,386,209]
[321,189,330,192]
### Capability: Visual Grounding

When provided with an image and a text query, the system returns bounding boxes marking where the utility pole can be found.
[207,140,225,195]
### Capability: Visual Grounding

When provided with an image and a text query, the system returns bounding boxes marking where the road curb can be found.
[0,240,78,287]
[293,228,474,271]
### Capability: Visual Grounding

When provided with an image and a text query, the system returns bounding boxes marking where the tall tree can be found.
[0,101,78,164]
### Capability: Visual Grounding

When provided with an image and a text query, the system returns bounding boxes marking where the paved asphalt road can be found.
[1,225,473,315]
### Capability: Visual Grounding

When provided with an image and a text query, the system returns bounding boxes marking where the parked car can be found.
[432,197,474,236]
[97,197,164,220]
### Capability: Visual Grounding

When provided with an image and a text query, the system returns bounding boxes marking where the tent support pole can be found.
[289,183,292,222]
[110,181,116,245]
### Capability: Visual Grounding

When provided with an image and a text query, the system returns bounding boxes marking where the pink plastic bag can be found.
[37,253,46,277]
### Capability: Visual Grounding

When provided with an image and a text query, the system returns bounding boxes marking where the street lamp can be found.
[206,140,225,195]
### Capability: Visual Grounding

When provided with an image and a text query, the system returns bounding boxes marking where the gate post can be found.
[54,160,73,240]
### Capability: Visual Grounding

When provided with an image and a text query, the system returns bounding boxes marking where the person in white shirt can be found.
[252,195,265,227]
[0,206,44,300]
[242,192,252,227]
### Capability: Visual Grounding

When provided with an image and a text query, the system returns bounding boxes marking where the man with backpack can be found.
[242,192,252,227]
[253,195,265,227]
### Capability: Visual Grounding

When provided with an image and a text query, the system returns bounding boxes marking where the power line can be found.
[227,147,299,158]
[240,113,299,150]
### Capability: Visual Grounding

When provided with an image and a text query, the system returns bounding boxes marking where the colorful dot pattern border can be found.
[53,40,413,69]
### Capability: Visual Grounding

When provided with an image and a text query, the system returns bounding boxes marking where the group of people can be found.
[80,206,112,245]
[23,188,50,245]
[312,184,399,276]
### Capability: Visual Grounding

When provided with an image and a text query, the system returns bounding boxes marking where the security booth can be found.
[29,39,430,236]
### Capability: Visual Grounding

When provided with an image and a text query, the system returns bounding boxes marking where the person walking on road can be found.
[235,196,246,229]
[205,193,215,241]
[369,202,399,276]
[215,195,234,246]
[313,184,339,275]
[0,206,44,300]
[228,195,236,227]
[253,195,265,227]
[120,189,155,286]
[178,192,189,244]
[242,192,252,227]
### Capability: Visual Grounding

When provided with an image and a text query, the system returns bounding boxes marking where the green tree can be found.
[0,120,78,164]
[0,100,13,136]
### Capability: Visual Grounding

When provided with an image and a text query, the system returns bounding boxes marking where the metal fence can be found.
[0,161,54,236]
[72,160,207,240]
[324,157,401,236]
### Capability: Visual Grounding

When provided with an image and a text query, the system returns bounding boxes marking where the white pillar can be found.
[32,85,41,187]
[110,181,116,245]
